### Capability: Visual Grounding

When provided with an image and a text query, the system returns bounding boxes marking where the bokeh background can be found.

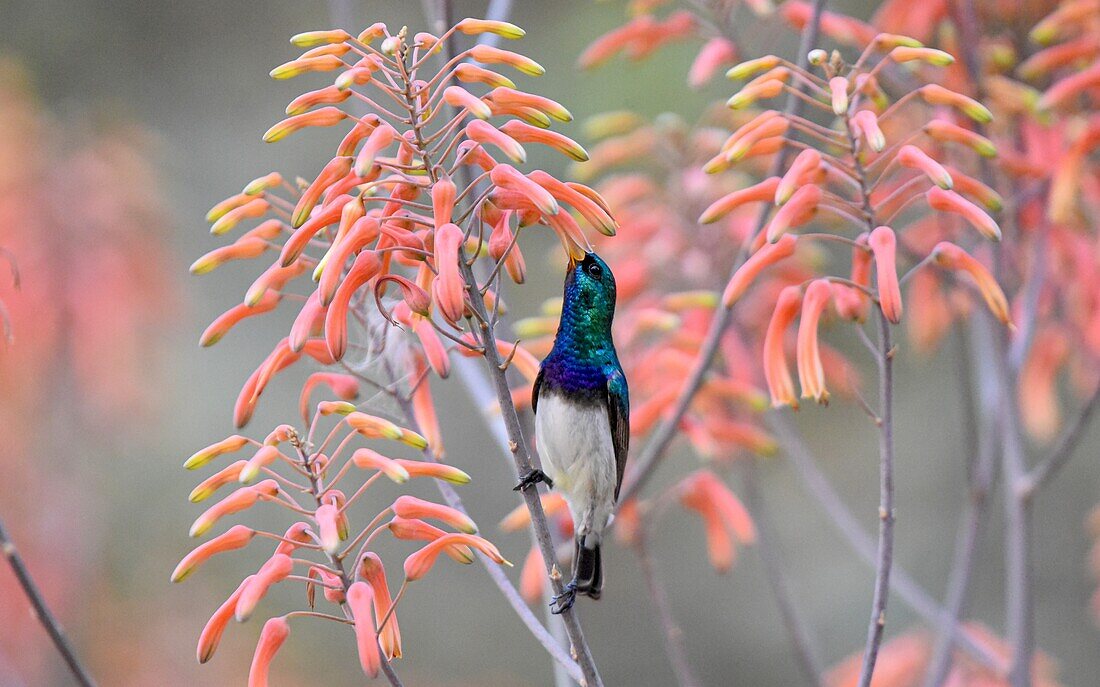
[0,1,1097,685]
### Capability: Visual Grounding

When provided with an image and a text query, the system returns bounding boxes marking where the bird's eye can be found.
[586,262,603,278]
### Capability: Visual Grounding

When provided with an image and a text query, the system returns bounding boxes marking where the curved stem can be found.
[0,516,97,686]
[635,529,702,687]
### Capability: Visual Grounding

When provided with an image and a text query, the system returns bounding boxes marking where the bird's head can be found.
[565,252,617,319]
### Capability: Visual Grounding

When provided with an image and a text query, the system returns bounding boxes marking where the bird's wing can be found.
[606,368,629,500]
[531,367,545,415]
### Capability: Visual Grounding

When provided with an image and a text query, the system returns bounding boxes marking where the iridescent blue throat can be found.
[539,271,620,402]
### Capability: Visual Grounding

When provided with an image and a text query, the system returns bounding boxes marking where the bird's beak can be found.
[568,253,580,270]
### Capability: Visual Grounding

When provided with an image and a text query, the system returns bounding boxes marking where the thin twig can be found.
[0,516,97,687]
[739,460,824,686]
[1019,383,1100,499]
[617,0,829,504]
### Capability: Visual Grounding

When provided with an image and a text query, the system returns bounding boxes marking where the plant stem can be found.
[1019,383,1100,498]
[856,311,895,687]
[739,460,824,686]
[635,530,702,687]
[0,516,97,687]
[617,0,828,504]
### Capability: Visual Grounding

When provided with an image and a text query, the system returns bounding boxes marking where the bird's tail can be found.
[573,538,603,600]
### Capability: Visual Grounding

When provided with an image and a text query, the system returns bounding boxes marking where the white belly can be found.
[535,392,617,542]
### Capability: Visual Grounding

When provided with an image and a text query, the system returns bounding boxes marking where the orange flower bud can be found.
[248,617,290,687]
[347,582,381,678]
[346,411,403,440]
[869,226,903,323]
[237,445,283,485]
[274,522,314,556]
[285,85,351,116]
[324,250,383,360]
[457,17,526,39]
[191,237,270,275]
[351,448,411,483]
[1019,329,1068,441]
[314,503,342,554]
[889,46,955,66]
[244,259,308,307]
[777,150,822,204]
[197,577,252,663]
[930,242,1012,326]
[766,184,820,242]
[290,156,354,229]
[897,145,953,189]
[797,280,832,404]
[699,177,780,224]
[404,533,509,581]
[455,63,516,89]
[727,78,784,109]
[354,122,397,177]
[442,85,491,119]
[689,37,739,87]
[500,120,588,161]
[432,221,467,324]
[679,470,756,572]
[469,45,545,76]
[519,546,547,604]
[269,55,344,80]
[923,120,997,158]
[200,292,280,347]
[851,110,886,152]
[235,553,294,622]
[829,76,849,115]
[189,480,279,538]
[172,525,255,583]
[926,187,1001,241]
[263,106,347,143]
[392,495,477,534]
[721,233,798,307]
[388,517,475,563]
[190,461,248,503]
[186,435,250,470]
[764,286,802,408]
[834,234,872,322]
[358,553,402,659]
[1039,62,1100,111]
[918,84,993,123]
[290,29,351,48]
[466,119,526,163]
[499,493,569,532]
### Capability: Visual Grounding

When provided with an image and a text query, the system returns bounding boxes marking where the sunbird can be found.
[520,251,629,614]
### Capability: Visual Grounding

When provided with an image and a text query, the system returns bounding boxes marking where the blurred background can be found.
[0,0,1097,685]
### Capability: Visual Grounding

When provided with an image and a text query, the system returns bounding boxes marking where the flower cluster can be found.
[183,17,616,682]
[176,380,508,680]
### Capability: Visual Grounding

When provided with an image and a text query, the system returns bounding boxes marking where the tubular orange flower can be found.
[314,503,342,554]
[298,372,359,422]
[290,156,354,229]
[766,184,820,242]
[358,553,402,659]
[764,286,803,409]
[285,85,352,115]
[244,260,308,306]
[834,233,872,322]
[869,226,903,324]
[190,460,248,503]
[488,211,526,284]
[210,199,271,236]
[172,525,255,582]
[235,553,294,622]
[1019,329,1069,441]
[318,216,380,305]
[679,470,756,572]
[190,237,270,275]
[442,85,492,119]
[269,54,345,80]
[926,187,1001,241]
[403,533,509,581]
[851,110,886,152]
[455,63,516,89]
[431,172,457,229]
[392,495,477,534]
[189,480,279,538]
[186,435,250,470]
[721,234,798,307]
[347,581,381,679]
[469,44,545,76]
[387,517,475,563]
[897,145,953,189]
[727,78,785,109]
[499,492,569,532]
[1039,62,1100,111]
[889,46,954,66]
[776,150,822,204]
[829,76,849,115]
[201,292,281,347]
[238,445,284,484]
[500,120,588,161]
[352,448,411,483]
[393,459,470,484]
[432,222,466,324]
[354,122,397,177]
[797,280,832,404]
[519,546,546,604]
[262,106,347,143]
[197,577,252,663]
[689,37,738,87]
[699,177,780,224]
[923,119,997,158]
[942,165,1003,212]
[930,242,1012,326]
[324,250,383,360]
[918,84,993,123]
[465,119,526,163]
[346,411,403,441]
[248,617,290,687]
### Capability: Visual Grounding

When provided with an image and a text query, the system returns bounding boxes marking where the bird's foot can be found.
[513,468,553,492]
[549,581,577,615]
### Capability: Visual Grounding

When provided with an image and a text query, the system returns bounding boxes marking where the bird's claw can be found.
[513,468,553,492]
[549,582,577,615]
